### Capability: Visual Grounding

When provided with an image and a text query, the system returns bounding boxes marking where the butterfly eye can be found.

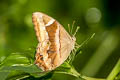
[72,37,76,41]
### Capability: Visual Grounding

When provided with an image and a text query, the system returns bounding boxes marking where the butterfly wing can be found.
[32,12,75,71]
[32,12,52,70]
[59,25,75,64]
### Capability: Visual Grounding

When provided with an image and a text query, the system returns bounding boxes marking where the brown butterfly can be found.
[32,12,79,71]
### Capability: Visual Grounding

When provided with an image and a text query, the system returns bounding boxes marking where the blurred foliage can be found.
[0,0,120,80]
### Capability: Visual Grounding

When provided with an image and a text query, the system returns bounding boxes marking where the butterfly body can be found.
[32,12,75,71]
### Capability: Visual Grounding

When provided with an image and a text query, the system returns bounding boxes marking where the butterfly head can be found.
[72,36,76,42]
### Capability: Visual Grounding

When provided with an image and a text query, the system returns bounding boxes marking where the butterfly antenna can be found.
[68,24,71,34]
[75,33,95,49]
[71,21,75,34]
[75,42,80,46]
[75,42,80,48]
[73,26,80,37]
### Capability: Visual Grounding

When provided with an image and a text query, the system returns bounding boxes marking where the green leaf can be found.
[0,53,31,67]
[6,71,29,80]
[0,71,10,80]
[1,65,41,73]
[0,50,49,80]
[54,62,81,78]
[0,65,45,80]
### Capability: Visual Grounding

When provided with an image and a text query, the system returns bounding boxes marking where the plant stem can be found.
[107,59,120,80]
[69,63,105,80]
[82,76,105,80]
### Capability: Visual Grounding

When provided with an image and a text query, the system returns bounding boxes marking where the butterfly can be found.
[32,12,79,71]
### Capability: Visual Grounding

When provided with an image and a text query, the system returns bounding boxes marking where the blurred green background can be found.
[0,0,120,79]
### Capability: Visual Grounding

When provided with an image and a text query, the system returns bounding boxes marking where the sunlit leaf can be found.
[0,65,44,80]
[0,53,30,67]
